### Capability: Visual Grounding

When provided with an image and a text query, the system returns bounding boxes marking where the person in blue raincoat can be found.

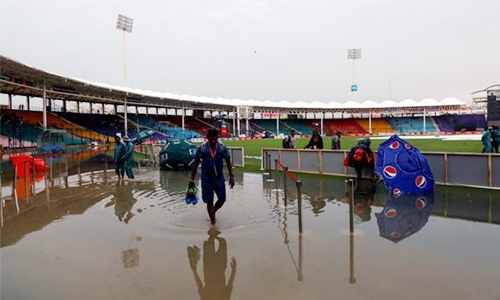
[121,136,135,179]
[491,125,500,153]
[189,129,235,224]
[481,127,493,153]
[113,135,126,179]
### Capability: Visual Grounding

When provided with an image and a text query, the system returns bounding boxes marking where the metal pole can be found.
[181,103,185,135]
[0,168,3,228]
[24,160,28,201]
[32,156,36,195]
[123,30,128,135]
[274,159,279,183]
[267,154,271,172]
[298,227,303,282]
[13,167,19,213]
[349,179,354,233]
[283,166,288,205]
[352,59,356,102]
[348,179,355,284]
[297,180,303,233]
[43,79,47,131]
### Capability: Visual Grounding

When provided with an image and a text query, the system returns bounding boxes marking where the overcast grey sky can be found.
[1,0,499,105]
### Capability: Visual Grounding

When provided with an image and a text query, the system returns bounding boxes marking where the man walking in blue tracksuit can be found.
[189,129,235,224]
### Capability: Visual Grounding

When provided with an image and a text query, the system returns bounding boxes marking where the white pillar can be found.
[320,112,324,136]
[423,108,426,133]
[237,108,241,136]
[181,103,185,133]
[42,81,47,131]
[276,111,280,136]
[232,107,236,137]
[369,109,372,134]
[245,106,249,136]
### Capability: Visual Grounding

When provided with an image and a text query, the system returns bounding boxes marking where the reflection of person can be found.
[113,135,125,179]
[189,129,235,224]
[331,131,342,150]
[188,229,237,300]
[105,181,137,224]
[344,179,376,223]
[304,130,323,149]
[121,136,135,179]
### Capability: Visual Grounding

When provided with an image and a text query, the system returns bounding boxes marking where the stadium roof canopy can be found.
[0,55,467,113]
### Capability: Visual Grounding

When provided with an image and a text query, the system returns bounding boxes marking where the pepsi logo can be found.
[383,166,398,179]
[404,144,412,150]
[389,141,400,149]
[391,232,401,239]
[393,188,403,198]
[415,197,427,209]
[384,207,397,218]
[415,175,427,188]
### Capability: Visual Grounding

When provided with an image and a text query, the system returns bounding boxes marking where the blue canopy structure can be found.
[376,193,434,243]
[375,134,435,196]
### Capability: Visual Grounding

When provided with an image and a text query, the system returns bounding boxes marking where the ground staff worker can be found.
[189,129,235,224]
[113,135,125,179]
[121,136,135,179]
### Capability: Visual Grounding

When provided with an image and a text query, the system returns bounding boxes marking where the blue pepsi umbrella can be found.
[376,193,434,243]
[375,134,435,196]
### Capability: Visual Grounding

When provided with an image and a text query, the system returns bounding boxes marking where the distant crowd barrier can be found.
[262,149,500,190]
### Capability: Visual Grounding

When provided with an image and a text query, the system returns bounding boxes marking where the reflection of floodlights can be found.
[347,49,361,101]
[116,14,134,134]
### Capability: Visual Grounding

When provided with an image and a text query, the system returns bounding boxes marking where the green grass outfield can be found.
[220,136,484,173]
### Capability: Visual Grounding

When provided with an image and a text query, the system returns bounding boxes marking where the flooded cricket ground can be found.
[1,153,500,300]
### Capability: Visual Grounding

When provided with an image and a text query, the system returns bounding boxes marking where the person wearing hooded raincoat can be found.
[121,136,135,179]
[346,138,375,180]
[304,130,323,149]
[491,126,500,153]
[481,127,493,153]
[113,135,126,179]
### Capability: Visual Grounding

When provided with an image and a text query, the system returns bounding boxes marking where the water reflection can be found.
[104,181,138,224]
[187,228,237,300]
[343,179,377,223]
[376,193,435,243]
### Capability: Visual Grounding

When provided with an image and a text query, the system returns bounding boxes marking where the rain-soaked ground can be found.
[1,154,500,300]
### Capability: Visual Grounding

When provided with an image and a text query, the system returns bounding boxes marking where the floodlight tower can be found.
[347,49,361,102]
[116,14,134,135]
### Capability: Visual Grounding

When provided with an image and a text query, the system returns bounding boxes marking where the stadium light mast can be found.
[116,14,134,135]
[347,49,361,102]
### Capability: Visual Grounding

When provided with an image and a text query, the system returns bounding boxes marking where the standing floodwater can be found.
[1,160,500,300]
